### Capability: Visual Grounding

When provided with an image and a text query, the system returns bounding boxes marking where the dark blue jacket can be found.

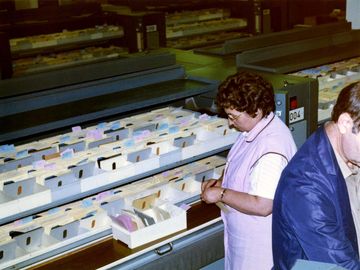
[272,126,360,270]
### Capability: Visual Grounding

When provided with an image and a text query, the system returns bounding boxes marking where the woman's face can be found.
[224,108,262,132]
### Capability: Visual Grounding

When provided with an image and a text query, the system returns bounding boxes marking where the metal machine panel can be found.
[274,91,287,124]
[245,70,318,147]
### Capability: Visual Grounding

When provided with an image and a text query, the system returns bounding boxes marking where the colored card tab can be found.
[33,159,47,169]
[110,121,121,130]
[72,126,82,133]
[0,144,15,154]
[86,130,103,140]
[61,148,74,160]
[16,150,29,159]
[59,135,71,143]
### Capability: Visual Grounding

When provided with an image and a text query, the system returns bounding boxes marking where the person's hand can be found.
[201,179,219,193]
[202,186,222,204]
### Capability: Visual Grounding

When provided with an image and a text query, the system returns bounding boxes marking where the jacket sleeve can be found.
[283,168,360,270]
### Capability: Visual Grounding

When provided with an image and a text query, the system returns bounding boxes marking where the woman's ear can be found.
[256,109,263,118]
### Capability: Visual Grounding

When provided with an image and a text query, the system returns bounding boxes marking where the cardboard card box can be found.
[42,171,77,191]
[87,137,115,149]
[11,227,44,253]
[100,197,126,217]
[59,140,86,153]
[179,129,221,159]
[161,183,198,205]
[97,153,131,172]
[2,177,36,198]
[28,147,58,162]
[68,161,96,180]
[126,148,160,174]
[196,155,226,169]
[148,141,181,167]
[104,127,129,141]
[0,155,33,174]
[0,192,21,221]
[17,184,51,212]
[79,168,107,193]
[78,209,110,231]
[0,167,32,184]
[111,202,186,248]
[0,239,17,264]
[49,220,80,242]
[50,180,81,202]
[170,177,201,196]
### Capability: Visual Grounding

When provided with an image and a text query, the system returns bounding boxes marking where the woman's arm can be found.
[201,153,287,217]
[202,187,273,216]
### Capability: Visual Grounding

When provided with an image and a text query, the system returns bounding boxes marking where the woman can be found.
[201,71,297,270]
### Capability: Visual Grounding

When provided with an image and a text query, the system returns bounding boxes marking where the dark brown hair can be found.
[216,71,275,118]
[332,82,360,132]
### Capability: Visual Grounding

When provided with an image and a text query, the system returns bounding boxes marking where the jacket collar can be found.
[315,125,340,176]
[244,112,275,142]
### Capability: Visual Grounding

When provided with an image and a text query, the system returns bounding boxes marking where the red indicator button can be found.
[290,96,298,110]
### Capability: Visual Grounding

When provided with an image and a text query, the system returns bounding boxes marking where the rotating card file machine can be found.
[256,71,318,148]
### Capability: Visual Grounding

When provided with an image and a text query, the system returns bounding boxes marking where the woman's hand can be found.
[201,179,222,204]
[202,186,223,204]
[201,179,220,193]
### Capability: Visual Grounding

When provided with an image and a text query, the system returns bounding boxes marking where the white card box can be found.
[2,177,36,197]
[80,167,108,192]
[148,142,181,167]
[68,161,96,180]
[132,123,157,134]
[0,239,17,264]
[100,168,136,188]
[17,184,51,213]
[0,166,31,185]
[0,191,21,220]
[179,129,222,159]
[97,153,135,177]
[67,161,98,192]
[0,155,33,173]
[87,137,115,150]
[123,184,166,208]
[59,140,86,153]
[49,220,80,242]
[78,211,110,233]
[100,197,126,217]
[126,148,160,175]
[170,177,201,197]
[111,202,186,249]
[1,177,51,214]
[42,170,77,191]
[28,147,58,162]
[162,179,201,204]
[50,180,81,202]
[67,203,110,232]
[207,124,239,146]
[12,227,44,253]
[103,127,129,141]
[196,155,227,168]
[193,168,216,182]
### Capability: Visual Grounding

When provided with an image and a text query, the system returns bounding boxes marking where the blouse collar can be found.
[244,112,275,143]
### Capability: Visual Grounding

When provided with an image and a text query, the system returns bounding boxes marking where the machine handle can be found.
[155,242,173,256]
